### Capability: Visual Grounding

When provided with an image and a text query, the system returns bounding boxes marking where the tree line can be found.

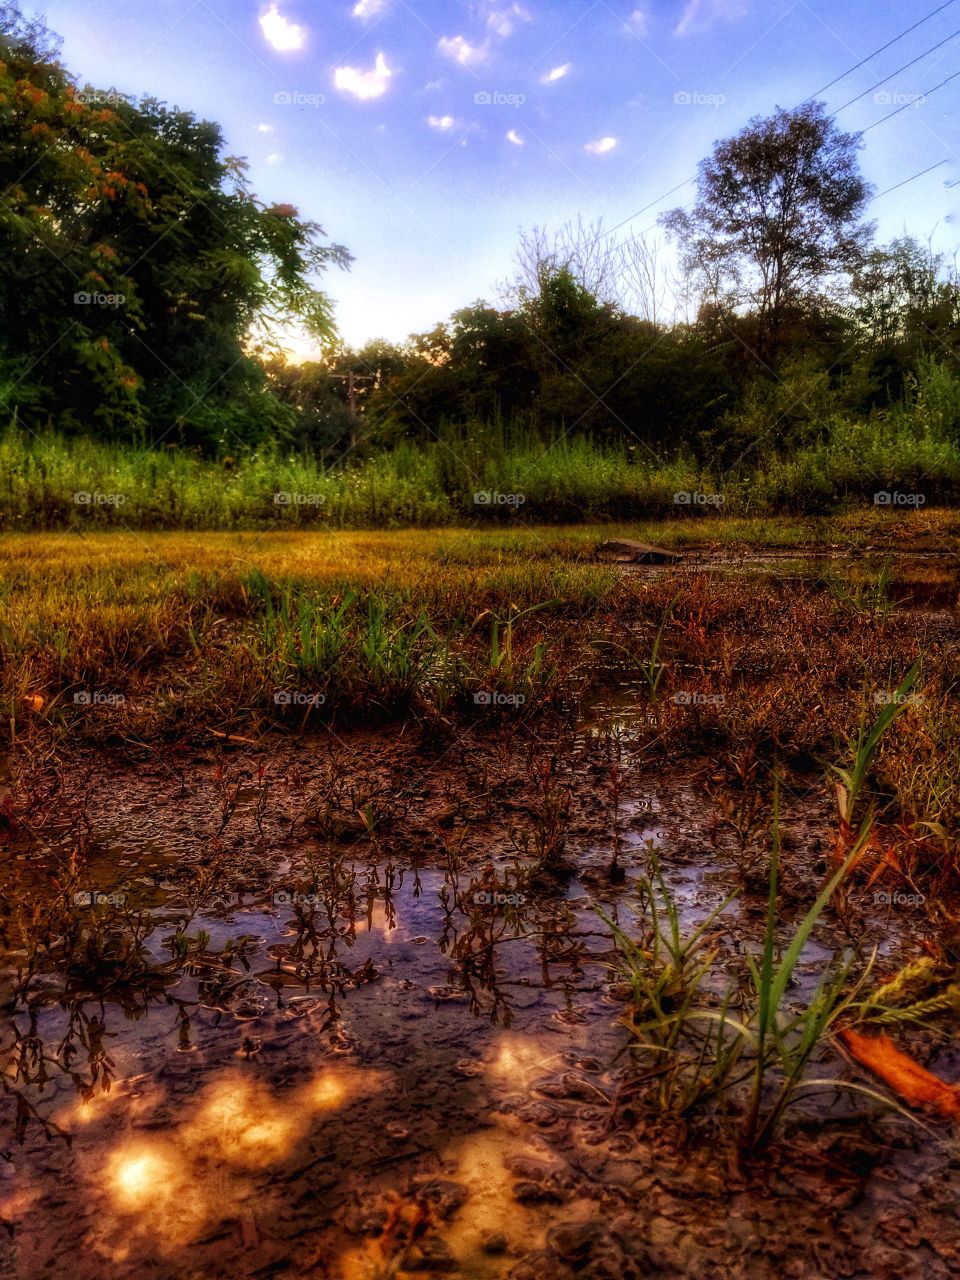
[2,3,958,468]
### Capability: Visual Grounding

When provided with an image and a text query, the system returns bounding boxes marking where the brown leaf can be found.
[838,1027,960,1120]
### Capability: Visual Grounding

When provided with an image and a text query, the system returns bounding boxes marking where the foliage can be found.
[662,102,872,358]
[0,3,349,450]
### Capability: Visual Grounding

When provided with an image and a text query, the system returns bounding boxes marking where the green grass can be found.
[2,412,959,530]
[605,814,919,1149]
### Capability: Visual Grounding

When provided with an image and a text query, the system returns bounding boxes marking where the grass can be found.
[605,812,920,1151]
[830,660,921,827]
[3,416,960,529]
[601,634,956,1148]
[0,524,956,877]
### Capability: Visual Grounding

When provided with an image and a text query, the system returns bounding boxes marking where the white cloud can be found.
[427,114,455,130]
[257,123,274,133]
[674,0,748,37]
[506,128,524,145]
[334,51,393,100]
[486,3,531,38]
[627,7,650,35]
[438,34,486,65]
[258,4,306,52]
[352,0,387,18]
[585,136,617,154]
[542,62,571,84]
[266,152,284,165]
[628,7,650,35]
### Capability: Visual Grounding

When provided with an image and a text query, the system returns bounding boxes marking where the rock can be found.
[597,539,681,564]
[513,1101,559,1126]
[547,1219,608,1259]
[503,1156,555,1180]
[482,1233,509,1255]
[512,1180,564,1205]
[412,1178,469,1220]
[400,1237,459,1272]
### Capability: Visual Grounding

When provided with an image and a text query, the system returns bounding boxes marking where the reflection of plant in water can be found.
[3,848,154,1007]
[607,762,626,884]
[2,848,261,1143]
[436,858,586,1026]
[264,845,394,1034]
[9,1002,116,1103]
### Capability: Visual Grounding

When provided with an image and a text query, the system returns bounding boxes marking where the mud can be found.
[1,553,959,1279]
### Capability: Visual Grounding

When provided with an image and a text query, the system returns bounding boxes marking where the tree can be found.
[662,102,873,360]
[851,236,959,353]
[507,216,620,310]
[0,2,350,449]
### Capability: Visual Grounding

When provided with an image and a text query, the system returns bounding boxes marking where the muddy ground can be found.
[1,553,959,1279]
[2,708,959,1279]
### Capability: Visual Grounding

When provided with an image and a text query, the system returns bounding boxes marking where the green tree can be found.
[662,102,872,360]
[0,3,349,449]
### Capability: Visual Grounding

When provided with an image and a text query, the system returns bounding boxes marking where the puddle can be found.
[1,842,630,1277]
[622,551,960,610]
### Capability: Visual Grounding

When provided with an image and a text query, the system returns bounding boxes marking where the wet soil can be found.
[2,710,959,1280]
[1,552,959,1279]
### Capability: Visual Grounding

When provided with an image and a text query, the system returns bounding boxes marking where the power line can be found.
[618,155,952,250]
[830,26,960,116]
[601,178,693,240]
[599,0,960,244]
[874,159,949,198]
[611,139,956,260]
[862,66,960,131]
[803,0,959,100]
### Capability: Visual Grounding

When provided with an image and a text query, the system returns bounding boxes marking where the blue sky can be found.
[37,0,960,352]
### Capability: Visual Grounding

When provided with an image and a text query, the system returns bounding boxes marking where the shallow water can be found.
[4,858,631,1277]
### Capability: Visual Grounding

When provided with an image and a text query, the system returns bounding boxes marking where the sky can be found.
[34,0,960,354]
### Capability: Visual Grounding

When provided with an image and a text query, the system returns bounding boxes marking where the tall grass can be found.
[3,407,958,530]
